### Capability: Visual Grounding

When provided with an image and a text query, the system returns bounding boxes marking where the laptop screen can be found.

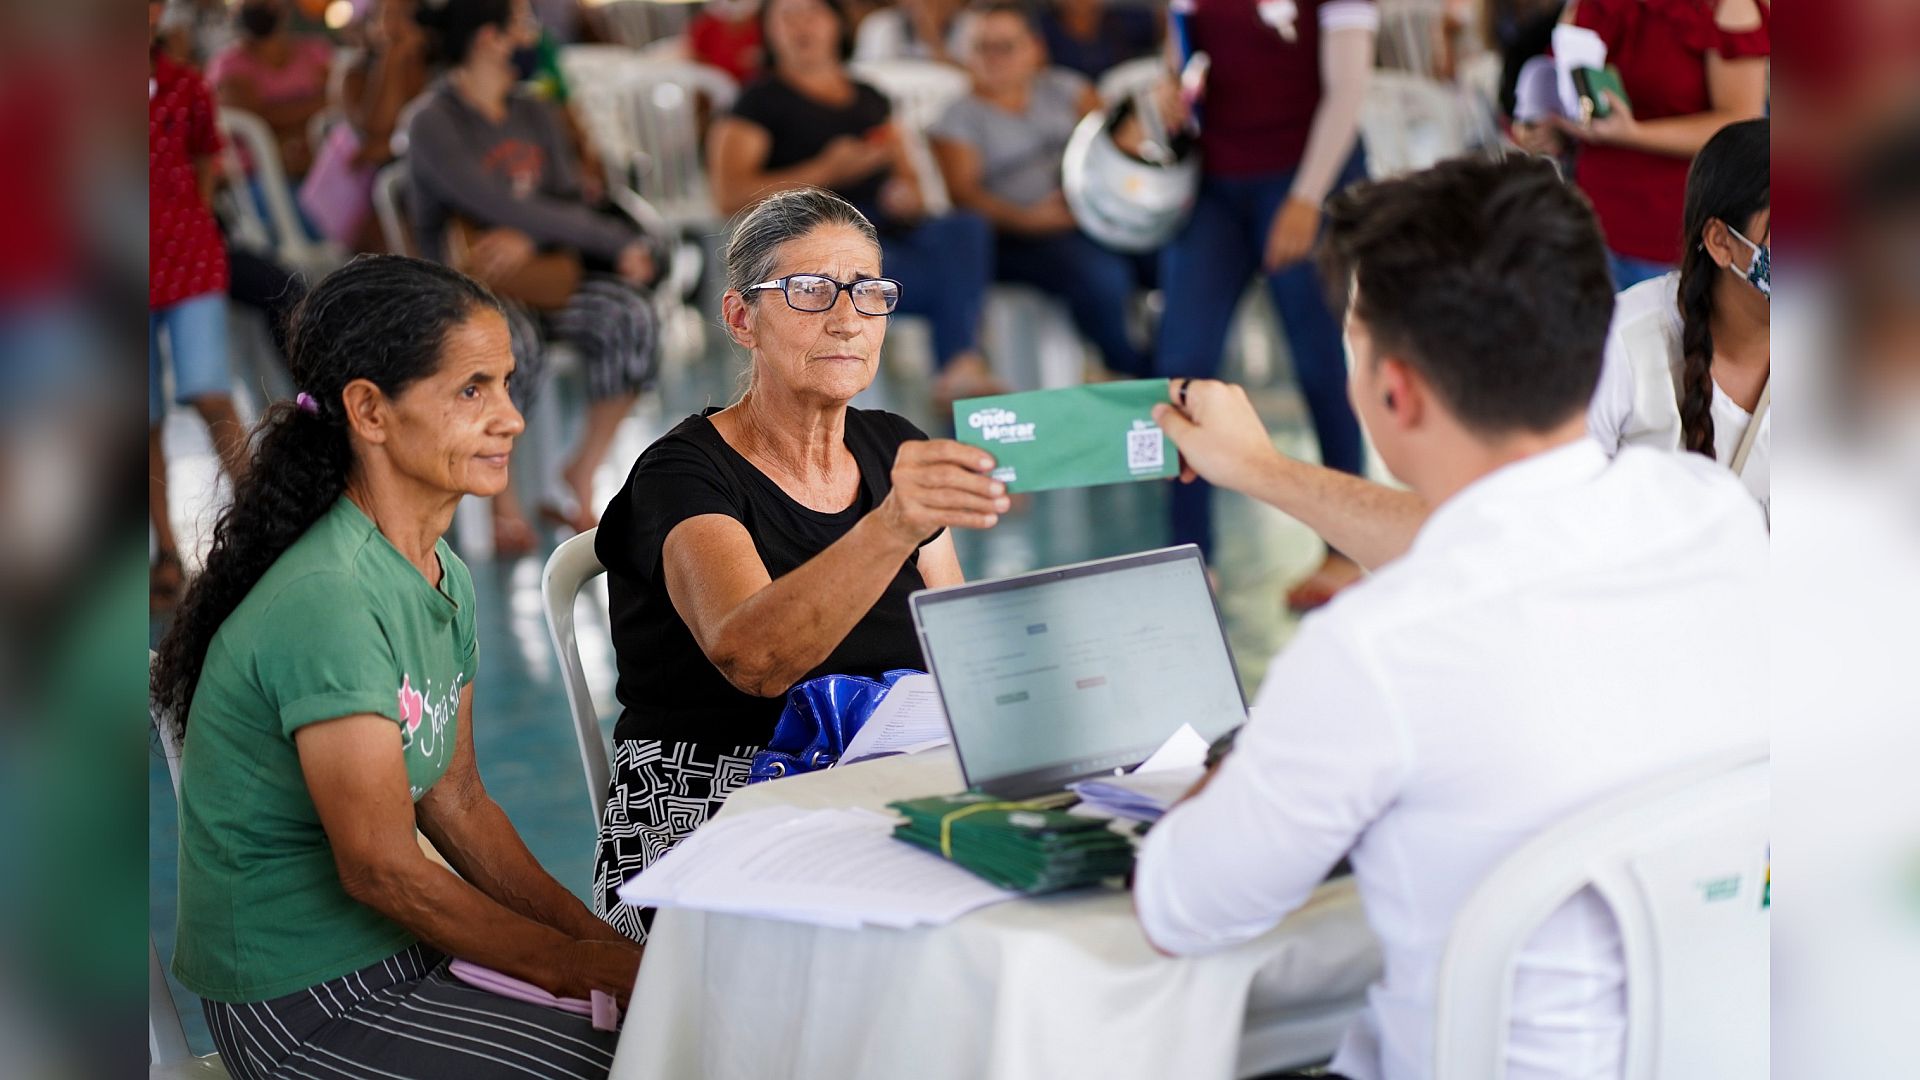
[910,546,1246,798]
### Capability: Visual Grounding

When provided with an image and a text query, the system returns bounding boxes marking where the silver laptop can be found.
[908,545,1247,799]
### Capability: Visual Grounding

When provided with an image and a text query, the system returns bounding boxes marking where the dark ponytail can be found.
[151,255,499,736]
[1676,117,1769,456]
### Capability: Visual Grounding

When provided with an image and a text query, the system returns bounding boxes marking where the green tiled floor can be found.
[149,298,1342,1056]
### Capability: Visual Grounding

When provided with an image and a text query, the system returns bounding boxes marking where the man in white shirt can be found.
[1132,155,1768,1080]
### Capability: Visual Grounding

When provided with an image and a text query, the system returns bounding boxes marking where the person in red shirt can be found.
[689,0,766,85]
[151,0,247,607]
[1515,0,1769,288]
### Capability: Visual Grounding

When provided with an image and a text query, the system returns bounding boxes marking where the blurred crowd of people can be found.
[149,0,1768,610]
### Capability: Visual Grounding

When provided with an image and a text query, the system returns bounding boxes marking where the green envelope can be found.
[953,380,1180,494]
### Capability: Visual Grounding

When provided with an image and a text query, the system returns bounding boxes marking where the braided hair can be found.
[1675,118,1769,456]
[151,255,500,737]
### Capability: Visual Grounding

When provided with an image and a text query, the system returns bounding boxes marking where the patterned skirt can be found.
[591,739,761,944]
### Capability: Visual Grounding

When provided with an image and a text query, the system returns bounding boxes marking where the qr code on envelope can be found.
[1127,428,1165,472]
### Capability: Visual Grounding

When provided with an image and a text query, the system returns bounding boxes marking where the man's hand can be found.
[1263,195,1322,272]
[1151,379,1282,495]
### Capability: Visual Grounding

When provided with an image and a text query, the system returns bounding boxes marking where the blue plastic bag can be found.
[748,669,923,784]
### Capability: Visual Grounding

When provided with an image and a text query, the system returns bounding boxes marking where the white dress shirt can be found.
[1587,272,1770,515]
[1134,439,1768,1080]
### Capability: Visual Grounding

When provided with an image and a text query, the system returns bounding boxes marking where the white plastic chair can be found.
[569,59,739,235]
[1357,70,1486,179]
[215,107,346,279]
[371,161,412,255]
[558,42,646,86]
[980,285,1091,390]
[541,528,614,829]
[150,660,229,1079]
[1433,744,1770,1080]
[848,58,970,213]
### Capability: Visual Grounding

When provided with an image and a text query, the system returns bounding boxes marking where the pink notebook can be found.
[448,959,622,1032]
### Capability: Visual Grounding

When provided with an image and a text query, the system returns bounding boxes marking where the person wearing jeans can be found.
[150,2,249,607]
[1147,0,1378,611]
[1158,153,1370,571]
[931,2,1150,379]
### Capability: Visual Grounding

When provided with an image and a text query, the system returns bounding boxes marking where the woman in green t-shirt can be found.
[151,254,641,1079]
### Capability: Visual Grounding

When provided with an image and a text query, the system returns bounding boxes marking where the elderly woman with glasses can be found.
[588,188,1006,941]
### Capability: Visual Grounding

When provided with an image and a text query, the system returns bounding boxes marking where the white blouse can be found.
[1586,272,1770,518]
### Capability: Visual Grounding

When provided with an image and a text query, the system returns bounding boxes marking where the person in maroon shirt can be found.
[1151,0,1378,611]
[150,0,248,607]
[1515,0,1769,288]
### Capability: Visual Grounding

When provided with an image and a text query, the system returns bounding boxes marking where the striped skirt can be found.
[201,943,617,1080]
[502,274,659,413]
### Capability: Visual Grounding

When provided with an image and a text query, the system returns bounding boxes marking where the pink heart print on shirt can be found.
[397,674,425,738]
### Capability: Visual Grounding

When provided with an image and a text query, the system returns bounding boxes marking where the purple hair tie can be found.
[295,392,320,415]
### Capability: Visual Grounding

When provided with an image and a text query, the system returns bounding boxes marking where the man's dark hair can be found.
[1320,153,1615,435]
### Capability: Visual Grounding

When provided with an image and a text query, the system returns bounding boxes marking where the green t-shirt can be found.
[172,496,478,1003]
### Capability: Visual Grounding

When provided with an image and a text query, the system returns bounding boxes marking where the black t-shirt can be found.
[596,407,939,746]
[729,76,894,217]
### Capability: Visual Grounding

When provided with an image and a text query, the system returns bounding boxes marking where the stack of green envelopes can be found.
[888,791,1136,895]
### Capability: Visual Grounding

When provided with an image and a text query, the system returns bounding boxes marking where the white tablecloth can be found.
[610,750,1381,1080]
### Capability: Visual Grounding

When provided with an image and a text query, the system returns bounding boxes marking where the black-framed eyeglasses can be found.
[746,274,902,316]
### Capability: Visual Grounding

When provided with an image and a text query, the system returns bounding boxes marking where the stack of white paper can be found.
[1068,722,1210,822]
[1513,25,1609,123]
[838,673,951,765]
[1070,767,1206,823]
[614,805,1016,929]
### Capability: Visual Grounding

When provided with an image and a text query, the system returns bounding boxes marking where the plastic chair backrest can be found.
[1433,744,1770,1080]
[371,161,412,256]
[151,655,227,1075]
[848,59,968,214]
[216,107,331,271]
[573,60,739,231]
[1358,70,1477,179]
[541,528,614,828]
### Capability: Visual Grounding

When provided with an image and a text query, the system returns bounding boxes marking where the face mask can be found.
[238,2,282,39]
[511,44,541,81]
[1728,224,1770,299]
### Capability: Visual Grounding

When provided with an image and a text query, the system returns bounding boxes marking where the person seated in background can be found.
[689,0,767,84]
[1589,117,1770,517]
[590,189,1006,941]
[1132,155,1767,1080]
[1036,0,1160,82]
[209,0,333,179]
[851,0,974,64]
[710,0,1001,404]
[332,0,432,251]
[151,255,641,1079]
[406,0,663,552]
[930,2,1149,378]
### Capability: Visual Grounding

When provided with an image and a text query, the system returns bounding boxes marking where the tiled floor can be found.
[149,291,1348,1056]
